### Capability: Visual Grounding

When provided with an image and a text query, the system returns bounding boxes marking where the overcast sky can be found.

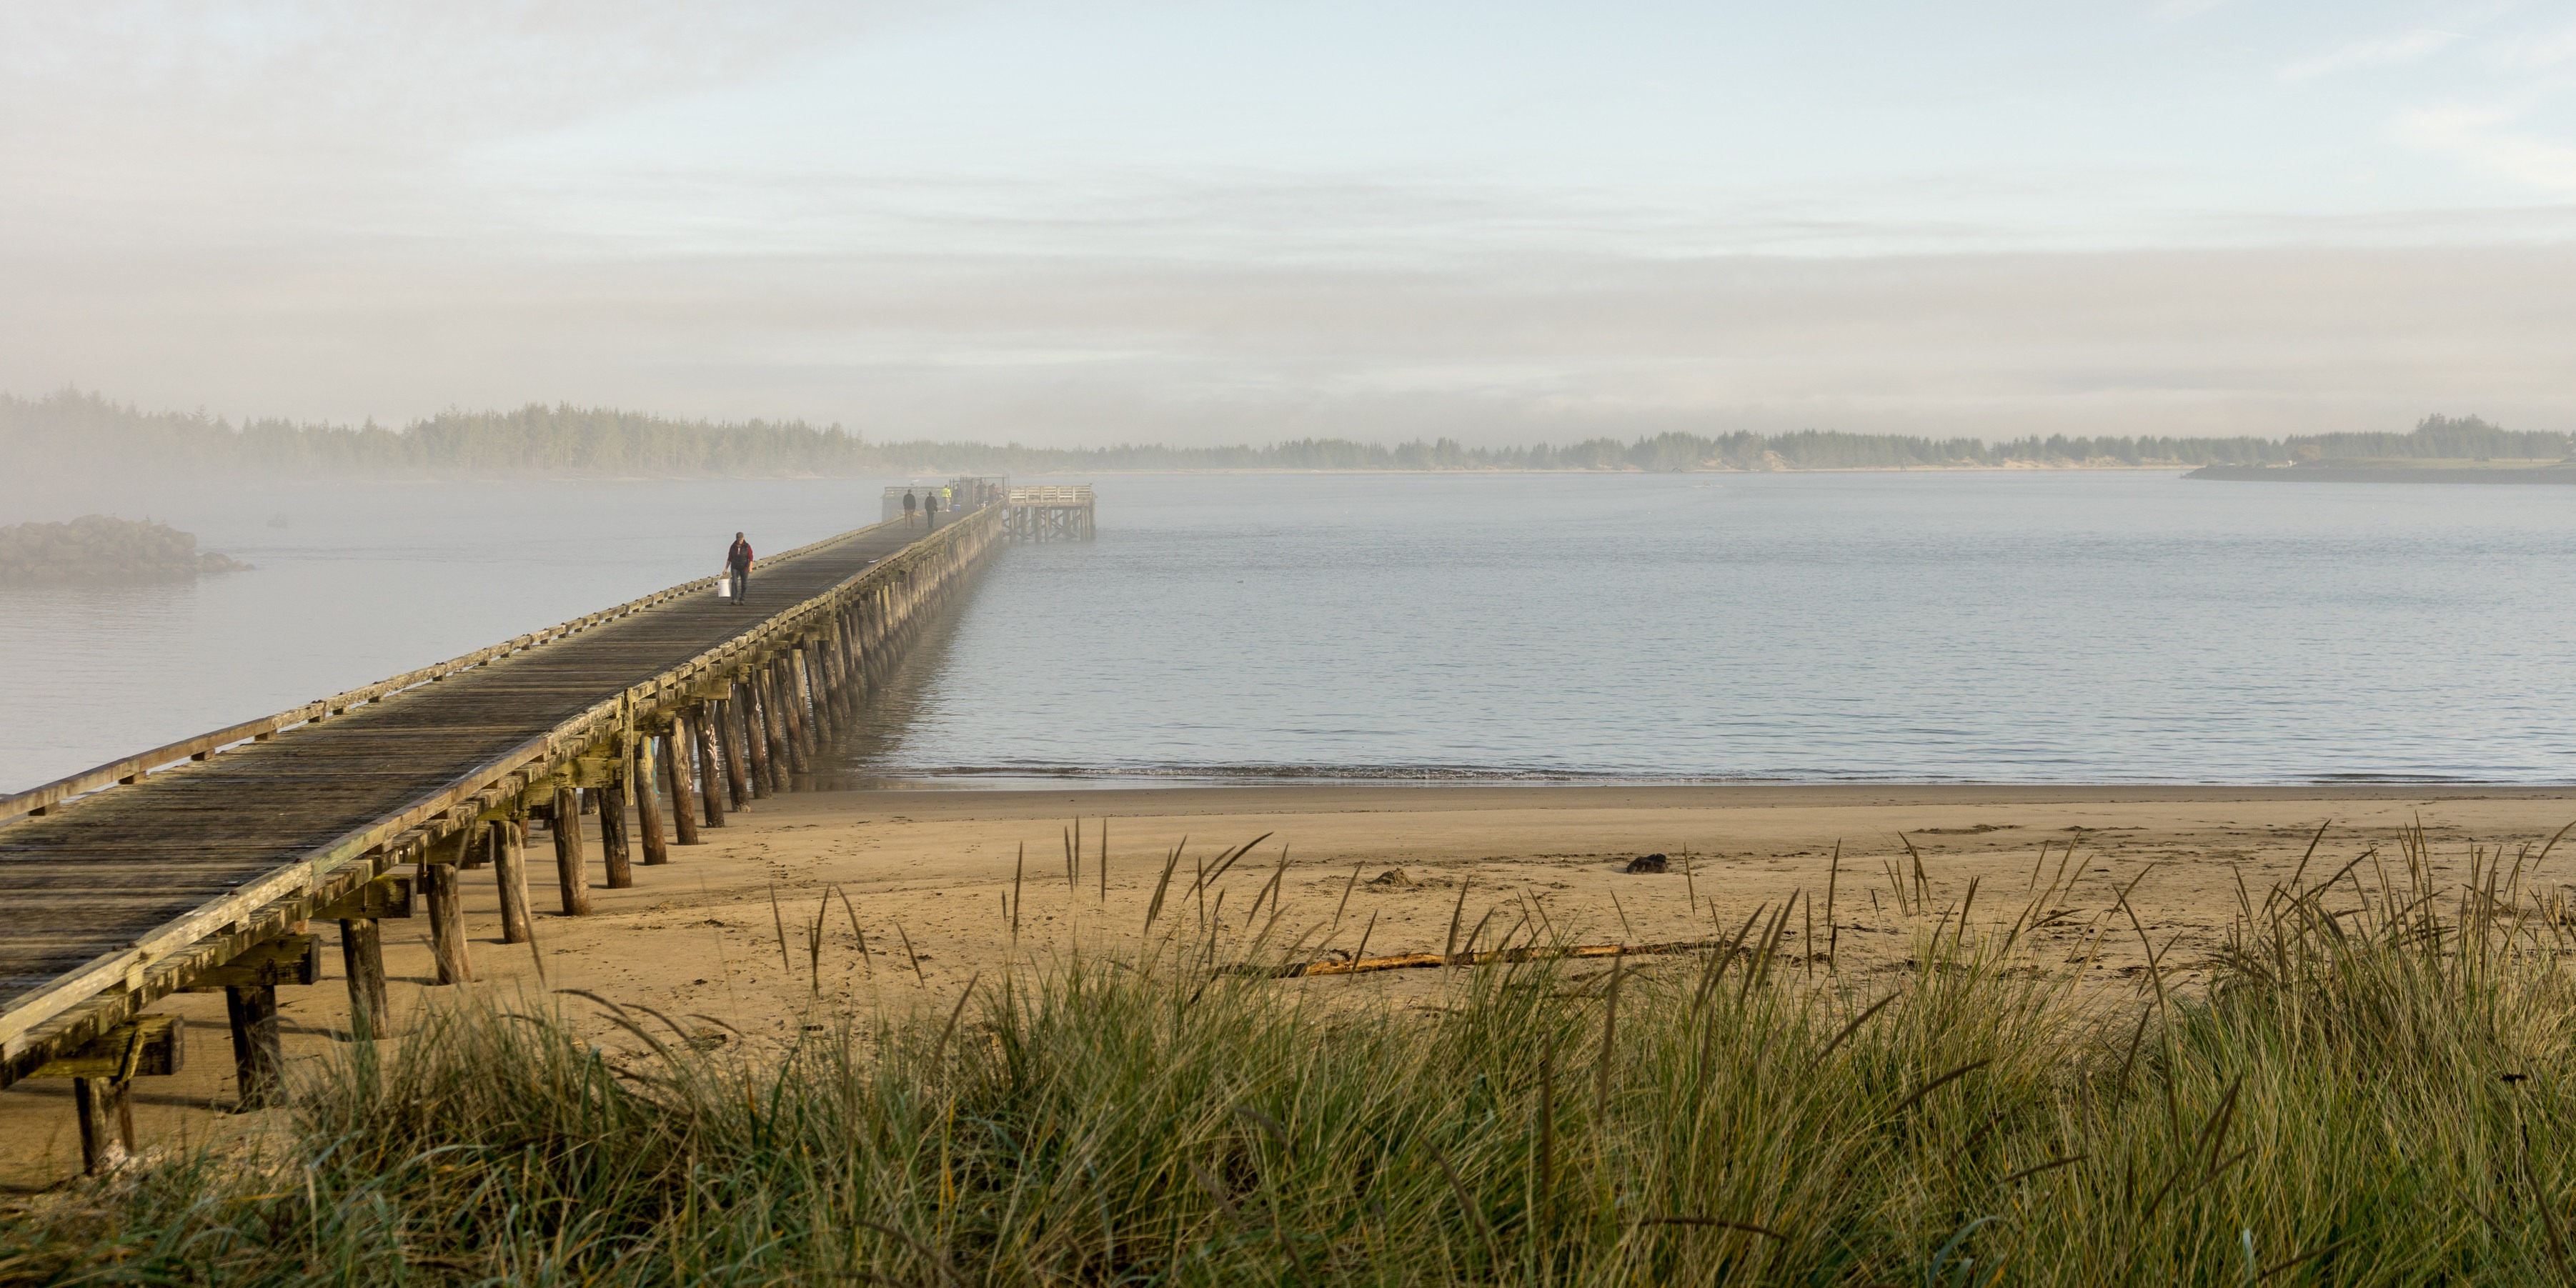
[5,1,2575,445]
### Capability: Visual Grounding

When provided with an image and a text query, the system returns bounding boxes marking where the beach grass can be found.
[7,826,2575,1285]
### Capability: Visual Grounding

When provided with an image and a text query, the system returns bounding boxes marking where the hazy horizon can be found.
[8,3,2576,445]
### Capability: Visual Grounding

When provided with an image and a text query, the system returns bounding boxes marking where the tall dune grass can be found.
[8,828,2575,1285]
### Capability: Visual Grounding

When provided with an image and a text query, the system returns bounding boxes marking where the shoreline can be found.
[2188,462,2576,484]
[817,773,2576,794]
[7,779,2572,1189]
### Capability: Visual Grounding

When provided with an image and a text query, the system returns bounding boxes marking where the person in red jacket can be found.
[725,532,754,607]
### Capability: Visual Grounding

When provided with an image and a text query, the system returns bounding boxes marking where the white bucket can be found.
[717,576,732,599]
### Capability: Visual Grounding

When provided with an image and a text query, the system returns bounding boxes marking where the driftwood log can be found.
[1258,939,1722,978]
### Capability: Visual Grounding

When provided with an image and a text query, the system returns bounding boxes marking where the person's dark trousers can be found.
[925,509,938,530]
[730,565,750,606]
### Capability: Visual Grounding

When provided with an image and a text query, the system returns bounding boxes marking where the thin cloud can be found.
[2280,29,2463,81]
[2397,101,2576,195]
[2495,21,2576,68]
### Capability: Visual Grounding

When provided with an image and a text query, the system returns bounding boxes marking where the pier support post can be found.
[636,738,671,864]
[32,1017,183,1174]
[751,669,779,782]
[424,862,473,984]
[663,727,702,844]
[739,682,775,799]
[781,654,815,764]
[339,917,389,1036]
[719,696,754,807]
[822,629,857,726]
[552,787,590,916]
[797,648,834,744]
[692,709,730,826]
[224,984,284,1109]
[596,785,633,889]
[494,817,533,943]
[765,664,802,777]
[71,1077,133,1172]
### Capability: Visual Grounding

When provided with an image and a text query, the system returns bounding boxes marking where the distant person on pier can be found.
[902,489,917,528]
[725,532,754,607]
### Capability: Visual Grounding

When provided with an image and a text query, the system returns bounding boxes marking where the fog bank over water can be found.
[15,247,2576,447]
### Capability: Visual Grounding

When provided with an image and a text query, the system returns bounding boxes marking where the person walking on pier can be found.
[924,488,940,530]
[902,489,918,528]
[725,532,755,607]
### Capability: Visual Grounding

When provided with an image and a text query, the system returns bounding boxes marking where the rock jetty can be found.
[0,514,252,582]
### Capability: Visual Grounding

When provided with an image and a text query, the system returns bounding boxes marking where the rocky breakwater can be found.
[0,514,252,583]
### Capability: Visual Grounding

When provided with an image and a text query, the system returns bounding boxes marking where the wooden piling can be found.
[692,709,730,827]
[552,787,590,916]
[752,669,782,788]
[767,663,806,776]
[785,653,817,759]
[838,634,859,717]
[224,984,284,1109]
[423,862,473,984]
[719,695,755,807]
[596,785,633,888]
[662,727,702,844]
[494,819,533,944]
[750,670,777,784]
[797,648,834,743]
[71,1077,132,1172]
[803,649,829,744]
[740,682,775,799]
[769,664,799,779]
[636,738,671,864]
[339,917,391,1037]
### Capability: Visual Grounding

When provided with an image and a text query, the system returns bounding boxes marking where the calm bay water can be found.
[868,471,2575,785]
[2,471,2570,792]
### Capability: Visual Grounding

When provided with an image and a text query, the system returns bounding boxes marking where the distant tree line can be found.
[4,389,2565,477]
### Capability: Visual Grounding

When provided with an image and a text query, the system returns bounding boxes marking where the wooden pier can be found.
[1005,485,1096,542]
[0,506,1009,1172]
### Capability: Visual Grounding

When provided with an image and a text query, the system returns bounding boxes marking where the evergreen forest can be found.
[4,390,2562,478]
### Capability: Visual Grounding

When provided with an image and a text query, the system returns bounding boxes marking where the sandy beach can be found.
[6,781,2572,1191]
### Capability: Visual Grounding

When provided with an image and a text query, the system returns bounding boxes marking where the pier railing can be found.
[1005,484,1097,541]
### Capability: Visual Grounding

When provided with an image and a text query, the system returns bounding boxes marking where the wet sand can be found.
[6,782,2572,1191]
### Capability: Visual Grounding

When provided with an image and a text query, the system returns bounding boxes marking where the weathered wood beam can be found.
[636,739,671,865]
[597,784,633,889]
[185,935,322,990]
[312,874,414,922]
[224,984,284,1109]
[662,727,702,845]
[339,918,390,1038]
[494,818,534,944]
[693,708,730,827]
[739,682,775,800]
[423,864,473,984]
[29,1014,184,1079]
[551,787,590,917]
